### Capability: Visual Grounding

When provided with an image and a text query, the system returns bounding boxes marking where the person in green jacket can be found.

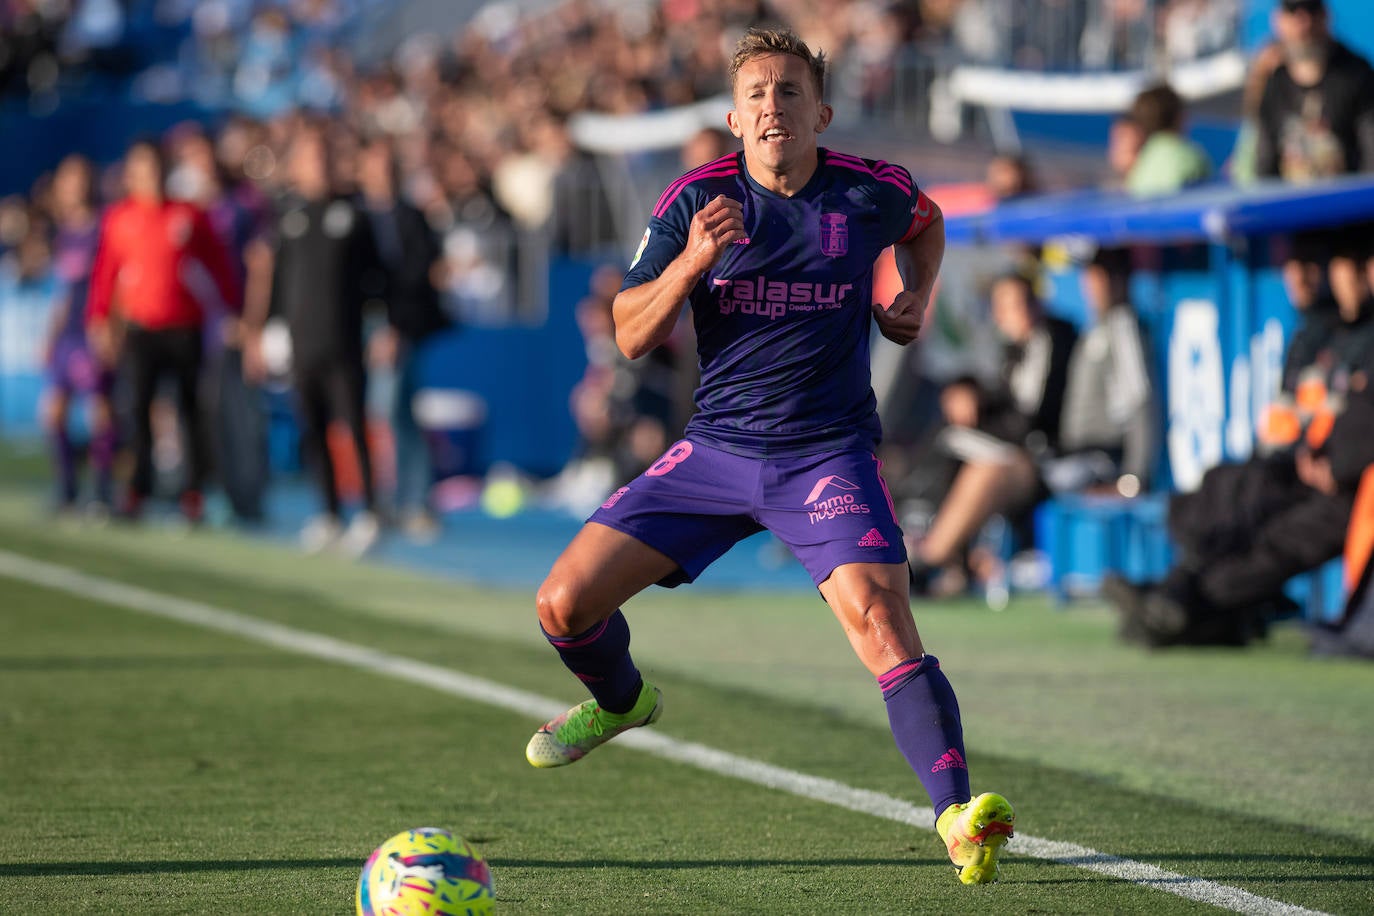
[1124,83,1214,197]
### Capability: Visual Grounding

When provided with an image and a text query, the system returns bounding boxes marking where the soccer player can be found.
[525,28,1015,885]
[43,154,116,515]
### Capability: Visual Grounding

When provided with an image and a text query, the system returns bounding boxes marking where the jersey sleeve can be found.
[873,161,936,247]
[620,187,695,291]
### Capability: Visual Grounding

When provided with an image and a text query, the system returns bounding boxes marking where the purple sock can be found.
[543,610,643,714]
[879,655,971,819]
[90,426,116,504]
[50,427,77,503]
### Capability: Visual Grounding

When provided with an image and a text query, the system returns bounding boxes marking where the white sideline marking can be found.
[0,548,1329,916]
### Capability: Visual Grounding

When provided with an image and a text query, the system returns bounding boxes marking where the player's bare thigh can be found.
[819,561,926,676]
[537,521,680,637]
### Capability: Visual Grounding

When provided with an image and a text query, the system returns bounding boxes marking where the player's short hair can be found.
[730,28,827,98]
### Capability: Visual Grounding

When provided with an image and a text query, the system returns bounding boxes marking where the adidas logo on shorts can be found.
[857,528,889,548]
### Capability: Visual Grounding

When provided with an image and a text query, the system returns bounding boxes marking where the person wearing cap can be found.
[1256,0,1374,182]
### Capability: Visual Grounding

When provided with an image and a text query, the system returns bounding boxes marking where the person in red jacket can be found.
[86,138,239,521]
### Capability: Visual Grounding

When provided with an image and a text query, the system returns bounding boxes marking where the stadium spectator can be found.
[1106,113,1146,188]
[1050,246,1156,497]
[254,125,387,557]
[40,154,115,516]
[1105,240,1374,647]
[86,138,239,523]
[1079,0,1153,71]
[551,264,631,515]
[1228,42,1285,185]
[680,127,738,171]
[1107,379,1374,647]
[426,144,517,326]
[166,124,272,525]
[1160,0,1241,64]
[1124,83,1213,197]
[356,134,451,543]
[911,252,1156,595]
[908,272,1077,593]
[1255,0,1374,182]
[551,262,687,516]
[984,153,1037,202]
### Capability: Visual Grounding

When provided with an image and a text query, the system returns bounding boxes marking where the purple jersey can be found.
[51,217,100,341]
[623,148,929,458]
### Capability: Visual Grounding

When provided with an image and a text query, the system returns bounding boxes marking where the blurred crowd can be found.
[2,0,1374,653]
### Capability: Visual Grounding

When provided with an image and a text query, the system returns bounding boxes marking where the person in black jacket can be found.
[1256,0,1374,342]
[1106,241,1374,647]
[260,124,388,557]
[1108,371,1374,647]
[1255,0,1374,182]
[357,135,452,541]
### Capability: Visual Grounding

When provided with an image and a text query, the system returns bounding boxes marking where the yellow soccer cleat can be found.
[525,682,663,768]
[936,792,1016,885]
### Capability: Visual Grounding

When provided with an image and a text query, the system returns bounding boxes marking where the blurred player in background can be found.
[357,134,451,543]
[523,27,1014,886]
[255,125,387,557]
[86,139,239,523]
[42,154,116,516]
[167,124,272,526]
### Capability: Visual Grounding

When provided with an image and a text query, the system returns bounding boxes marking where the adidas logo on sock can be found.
[931,747,967,773]
[857,528,889,548]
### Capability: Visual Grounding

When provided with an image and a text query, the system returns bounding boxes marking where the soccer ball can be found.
[356,827,495,915]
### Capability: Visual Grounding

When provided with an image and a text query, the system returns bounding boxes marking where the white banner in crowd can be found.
[568,95,733,154]
[948,50,1247,114]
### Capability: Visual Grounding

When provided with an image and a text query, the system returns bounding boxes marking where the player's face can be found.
[727,53,831,181]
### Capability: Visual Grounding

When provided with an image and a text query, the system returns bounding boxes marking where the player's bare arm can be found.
[872,200,944,346]
[612,195,745,359]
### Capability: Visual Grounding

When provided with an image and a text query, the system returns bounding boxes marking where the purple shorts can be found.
[47,337,113,397]
[589,439,908,588]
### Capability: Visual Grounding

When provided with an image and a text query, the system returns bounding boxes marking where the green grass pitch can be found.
[0,488,1372,913]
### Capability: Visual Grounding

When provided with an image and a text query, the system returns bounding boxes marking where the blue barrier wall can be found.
[412,259,593,478]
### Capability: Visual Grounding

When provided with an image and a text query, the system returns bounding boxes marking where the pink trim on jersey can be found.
[826,150,913,188]
[652,154,741,218]
[825,151,913,194]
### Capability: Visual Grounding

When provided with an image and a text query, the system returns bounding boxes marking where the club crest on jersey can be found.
[819,212,848,257]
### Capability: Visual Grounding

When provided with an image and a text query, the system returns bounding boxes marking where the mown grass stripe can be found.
[0,548,1330,916]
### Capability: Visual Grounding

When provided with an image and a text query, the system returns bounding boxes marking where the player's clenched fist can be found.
[684,195,746,273]
[871,289,927,345]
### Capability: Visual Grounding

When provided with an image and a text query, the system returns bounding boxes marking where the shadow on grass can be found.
[0,654,329,673]
[1,857,957,879]
[0,858,361,877]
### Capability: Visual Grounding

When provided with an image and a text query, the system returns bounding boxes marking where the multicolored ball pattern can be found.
[357,827,495,916]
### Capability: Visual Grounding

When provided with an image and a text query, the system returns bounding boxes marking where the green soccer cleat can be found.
[525,682,663,768]
[935,792,1016,885]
